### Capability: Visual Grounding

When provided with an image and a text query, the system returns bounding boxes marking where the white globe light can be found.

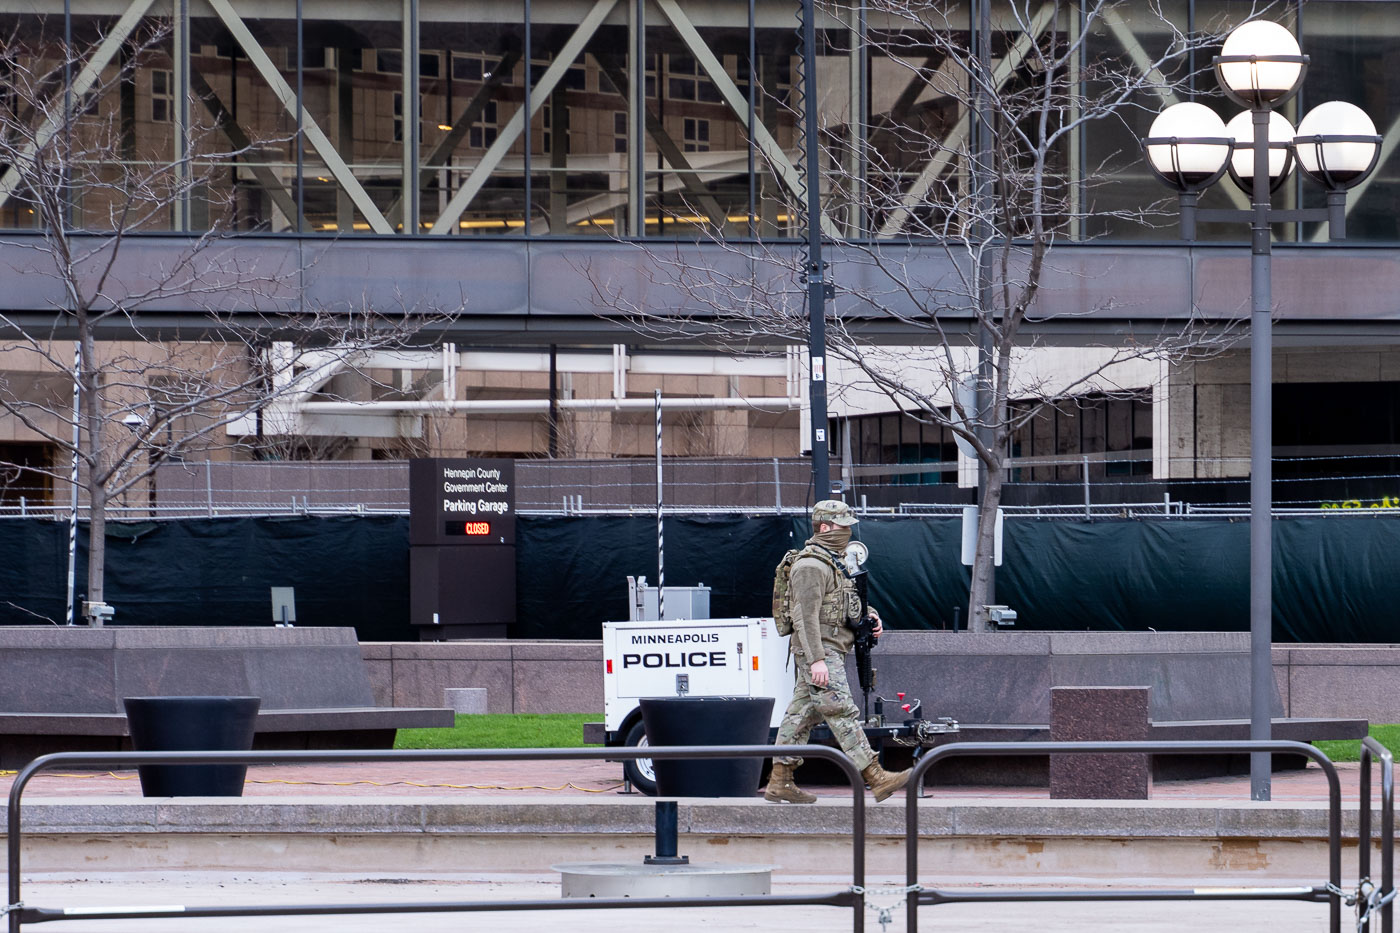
[1217,21,1304,105]
[1295,101,1381,187]
[1144,102,1231,190]
[1225,110,1296,188]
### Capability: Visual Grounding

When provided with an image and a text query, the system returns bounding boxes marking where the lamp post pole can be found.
[1247,105,1273,801]
[1144,20,1381,802]
[799,0,830,501]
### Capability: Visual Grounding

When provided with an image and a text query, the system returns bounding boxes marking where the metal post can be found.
[65,341,80,626]
[548,345,559,457]
[655,388,664,620]
[1249,104,1274,801]
[1082,454,1090,518]
[644,800,687,864]
[798,0,829,500]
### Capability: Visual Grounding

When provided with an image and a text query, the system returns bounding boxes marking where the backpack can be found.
[771,546,847,636]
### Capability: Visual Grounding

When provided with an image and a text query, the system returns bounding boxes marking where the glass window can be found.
[418,0,523,234]
[300,1,404,233]
[68,6,179,230]
[1295,3,1400,242]
[377,50,403,74]
[1081,2,1191,240]
[0,14,65,230]
[526,3,633,236]
[642,5,762,238]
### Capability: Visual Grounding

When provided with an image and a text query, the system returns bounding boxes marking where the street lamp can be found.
[1143,20,1381,801]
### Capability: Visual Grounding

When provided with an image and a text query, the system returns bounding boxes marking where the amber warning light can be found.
[445,521,492,536]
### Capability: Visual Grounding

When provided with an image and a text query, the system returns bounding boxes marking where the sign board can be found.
[409,458,516,546]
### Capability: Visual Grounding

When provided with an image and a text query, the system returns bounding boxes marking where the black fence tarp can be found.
[514,515,799,639]
[0,516,412,641]
[1,514,1398,642]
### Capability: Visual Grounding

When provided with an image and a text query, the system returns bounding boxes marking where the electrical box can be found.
[626,576,711,622]
[987,605,1018,627]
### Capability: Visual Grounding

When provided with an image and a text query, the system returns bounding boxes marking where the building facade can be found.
[1,0,1398,509]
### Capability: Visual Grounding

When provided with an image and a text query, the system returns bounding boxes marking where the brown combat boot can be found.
[861,762,912,802]
[763,762,817,804]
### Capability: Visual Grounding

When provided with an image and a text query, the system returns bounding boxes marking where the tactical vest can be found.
[785,544,861,654]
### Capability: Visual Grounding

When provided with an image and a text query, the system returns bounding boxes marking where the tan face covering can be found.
[812,526,851,553]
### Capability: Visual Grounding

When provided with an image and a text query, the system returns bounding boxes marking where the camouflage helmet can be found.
[811,499,859,527]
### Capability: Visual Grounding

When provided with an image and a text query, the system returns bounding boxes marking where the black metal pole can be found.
[644,800,688,864]
[799,0,829,500]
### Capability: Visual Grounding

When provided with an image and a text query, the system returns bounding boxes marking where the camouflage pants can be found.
[773,647,876,771]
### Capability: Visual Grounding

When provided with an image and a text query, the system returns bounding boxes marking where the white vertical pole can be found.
[655,388,663,621]
[65,341,80,626]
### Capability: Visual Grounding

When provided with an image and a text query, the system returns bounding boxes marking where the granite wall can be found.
[362,641,603,714]
[361,637,1400,721]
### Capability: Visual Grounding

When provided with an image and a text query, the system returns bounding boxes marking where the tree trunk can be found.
[78,325,106,625]
[86,479,106,623]
[967,460,1006,633]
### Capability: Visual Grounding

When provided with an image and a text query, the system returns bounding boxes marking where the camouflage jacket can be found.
[788,543,861,664]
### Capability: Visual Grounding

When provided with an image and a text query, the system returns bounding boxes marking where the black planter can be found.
[122,696,261,797]
[639,696,774,797]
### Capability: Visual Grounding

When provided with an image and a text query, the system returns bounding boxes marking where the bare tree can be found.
[589,1,1258,630]
[0,18,449,624]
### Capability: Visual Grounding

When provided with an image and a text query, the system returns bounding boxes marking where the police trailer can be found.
[599,613,958,794]
[600,615,792,794]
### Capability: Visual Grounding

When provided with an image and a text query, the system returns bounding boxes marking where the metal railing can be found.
[1360,736,1396,932]
[6,740,1395,932]
[4,744,867,933]
[903,740,1347,933]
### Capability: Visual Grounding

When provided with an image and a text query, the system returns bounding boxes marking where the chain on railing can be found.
[5,745,866,933]
[1359,737,1396,932]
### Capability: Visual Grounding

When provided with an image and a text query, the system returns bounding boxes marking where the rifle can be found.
[851,568,878,719]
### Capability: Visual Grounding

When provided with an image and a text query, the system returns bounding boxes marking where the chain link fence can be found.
[2,455,1397,520]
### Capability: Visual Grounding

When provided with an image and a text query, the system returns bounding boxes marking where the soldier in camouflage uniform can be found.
[764,500,912,803]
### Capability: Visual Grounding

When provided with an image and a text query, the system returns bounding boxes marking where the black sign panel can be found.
[409,458,516,546]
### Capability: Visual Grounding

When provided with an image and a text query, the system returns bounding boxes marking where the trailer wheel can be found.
[622,720,658,796]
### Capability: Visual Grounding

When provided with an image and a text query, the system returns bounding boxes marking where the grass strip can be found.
[1313,723,1400,764]
[395,712,604,750]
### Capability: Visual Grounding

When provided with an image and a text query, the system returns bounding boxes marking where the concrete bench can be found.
[0,626,453,768]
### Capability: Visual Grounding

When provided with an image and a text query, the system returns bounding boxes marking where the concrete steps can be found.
[7,795,1381,882]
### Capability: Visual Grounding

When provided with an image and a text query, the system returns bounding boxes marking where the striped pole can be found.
[655,388,663,621]
[65,341,80,626]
